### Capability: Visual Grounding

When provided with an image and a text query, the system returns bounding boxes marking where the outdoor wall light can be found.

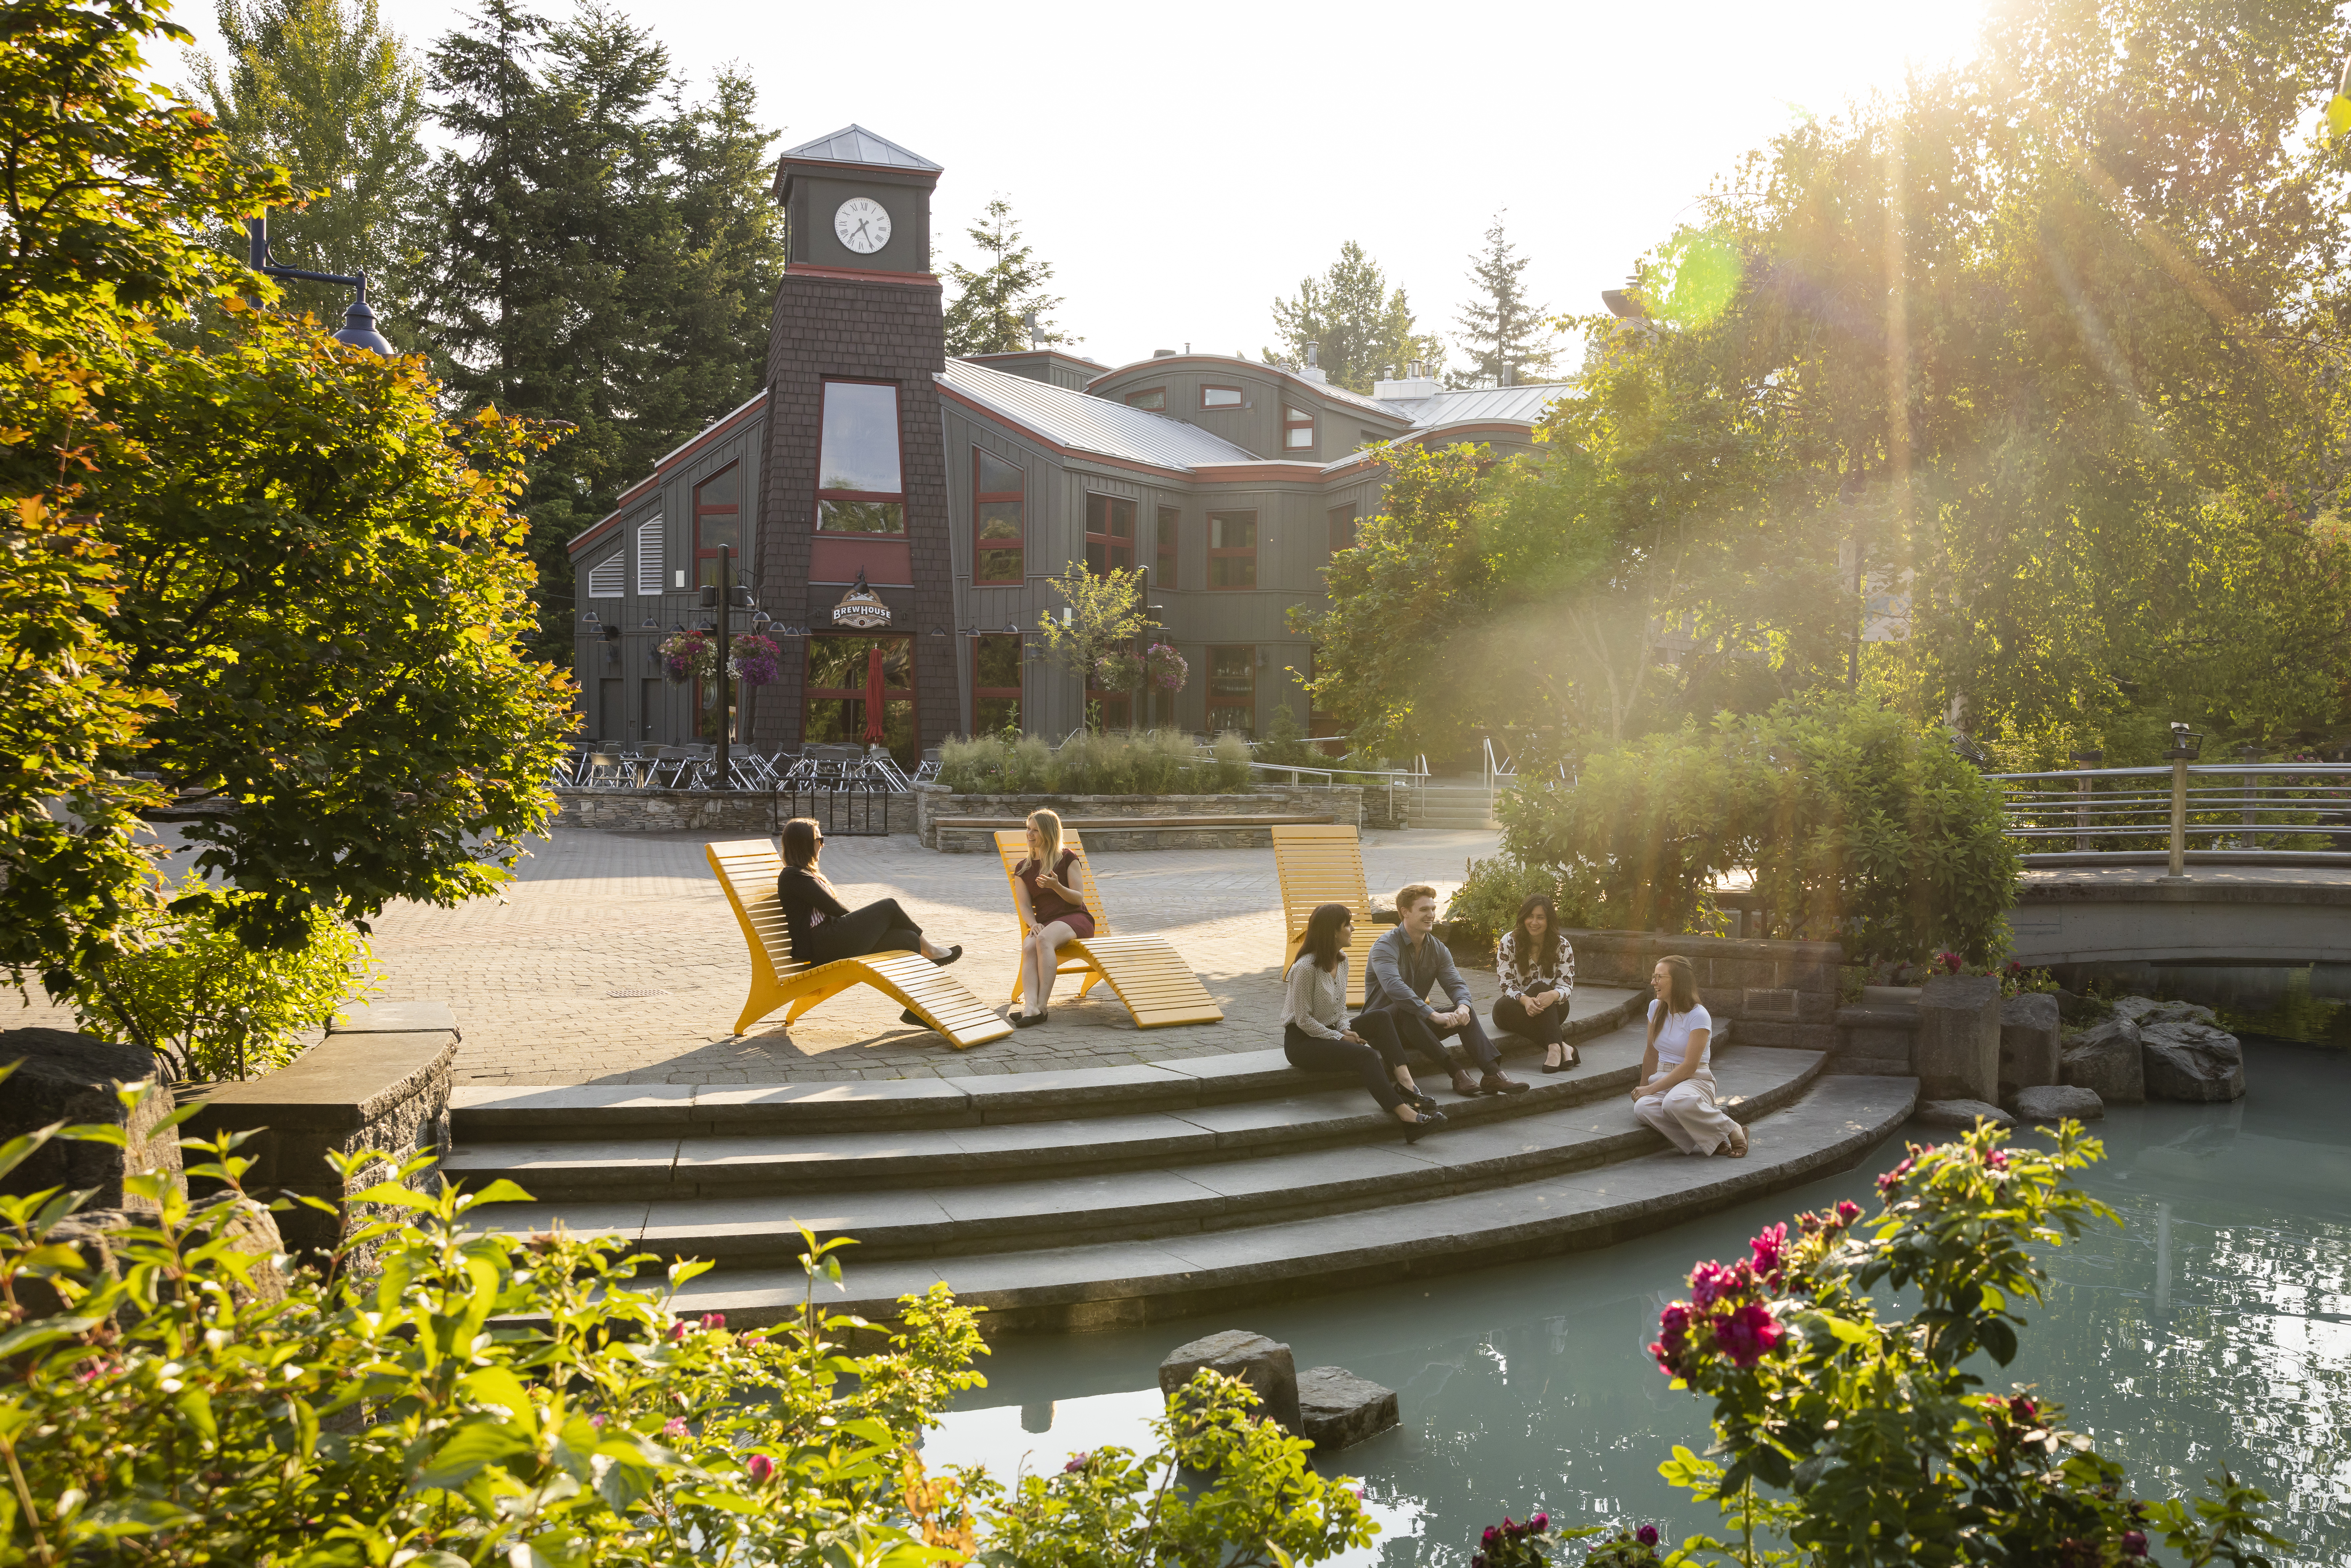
[582,611,602,634]
[2166,723,2204,760]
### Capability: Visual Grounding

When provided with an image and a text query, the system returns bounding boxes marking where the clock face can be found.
[833,197,892,255]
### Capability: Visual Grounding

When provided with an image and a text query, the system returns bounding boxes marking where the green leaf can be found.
[2329,93,2351,141]
[0,1316,101,1358]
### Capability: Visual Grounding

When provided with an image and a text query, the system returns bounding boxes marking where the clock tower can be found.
[751,125,955,761]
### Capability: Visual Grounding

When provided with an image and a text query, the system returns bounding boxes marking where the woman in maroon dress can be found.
[1010,808,1093,1026]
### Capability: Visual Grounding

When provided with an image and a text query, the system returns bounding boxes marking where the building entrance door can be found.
[803,634,916,766]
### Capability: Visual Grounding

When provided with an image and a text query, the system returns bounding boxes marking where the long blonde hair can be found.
[1026,808,1063,869]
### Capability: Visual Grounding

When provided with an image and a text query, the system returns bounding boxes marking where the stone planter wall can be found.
[556,787,917,836]
[915,784,1364,852]
[1560,929,1846,1053]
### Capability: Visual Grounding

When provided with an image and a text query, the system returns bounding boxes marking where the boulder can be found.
[2139,1019,2247,1102]
[1296,1366,1399,1450]
[1913,975,2001,1102]
[1998,994,2063,1101]
[0,1029,182,1213]
[2015,1084,2104,1124]
[1159,1330,1300,1433]
[2061,1018,2146,1105]
[2113,995,2218,1029]
[14,1197,285,1326]
[1917,1098,2014,1130]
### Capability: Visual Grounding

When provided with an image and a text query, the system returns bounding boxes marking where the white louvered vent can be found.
[635,516,664,596]
[585,552,624,599]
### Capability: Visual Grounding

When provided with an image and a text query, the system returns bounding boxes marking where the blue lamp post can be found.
[245,212,394,355]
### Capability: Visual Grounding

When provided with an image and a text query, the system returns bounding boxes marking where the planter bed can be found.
[915,784,1363,852]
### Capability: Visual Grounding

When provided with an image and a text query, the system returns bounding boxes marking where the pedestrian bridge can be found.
[2007,861,2351,968]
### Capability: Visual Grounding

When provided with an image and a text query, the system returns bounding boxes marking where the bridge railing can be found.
[1990,763,2351,861]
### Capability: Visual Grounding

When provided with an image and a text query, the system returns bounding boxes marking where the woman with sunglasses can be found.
[776,817,961,1026]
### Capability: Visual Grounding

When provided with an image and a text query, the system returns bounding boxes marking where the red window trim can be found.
[1207,508,1257,591]
[1283,404,1316,451]
[972,447,1024,586]
[1125,387,1168,410]
[973,632,1021,731]
[1207,643,1256,736]
[1198,384,1243,410]
[814,378,907,538]
[1155,504,1179,592]
[1084,492,1136,575]
[694,462,742,586]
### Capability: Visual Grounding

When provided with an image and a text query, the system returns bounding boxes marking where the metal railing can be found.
[1482,736,1517,810]
[1238,756,1430,820]
[1993,762,2351,867]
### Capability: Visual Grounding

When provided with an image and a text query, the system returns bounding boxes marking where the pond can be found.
[918,1040,2351,1565]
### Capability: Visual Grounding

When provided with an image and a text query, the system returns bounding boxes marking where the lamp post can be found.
[245,212,394,354]
[697,546,756,789]
[2163,722,2203,880]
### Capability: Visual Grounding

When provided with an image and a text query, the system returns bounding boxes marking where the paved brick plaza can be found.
[364,825,1509,1086]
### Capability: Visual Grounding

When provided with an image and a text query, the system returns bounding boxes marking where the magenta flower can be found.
[663,1416,688,1438]
[2007,1394,2038,1423]
[2122,1530,2147,1556]
[1482,1525,1500,1547]
[1748,1222,1787,1279]
[666,1320,688,1342]
[1637,1524,1659,1546]
[1658,1302,1691,1354]
[1690,1260,1747,1309]
[1984,1147,2009,1170]
[1530,1512,1548,1532]
[1835,1199,1862,1224]
[1712,1301,1785,1368]
[745,1453,774,1484]
[1064,1452,1090,1473]
[702,1312,727,1330]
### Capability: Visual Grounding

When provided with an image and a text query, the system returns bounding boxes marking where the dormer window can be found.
[815,380,905,534]
[1283,405,1315,451]
[1126,387,1167,411]
[1200,385,1242,409]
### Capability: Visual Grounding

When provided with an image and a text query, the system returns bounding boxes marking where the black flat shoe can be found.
[1409,1091,1439,1114]
[1542,1056,1570,1074]
[1402,1107,1449,1144]
[930,945,963,967]
[1012,1010,1048,1027]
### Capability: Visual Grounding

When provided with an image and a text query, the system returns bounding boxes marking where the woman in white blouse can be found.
[1631,954,1747,1157]
[1283,903,1446,1141]
[1494,894,1577,1072]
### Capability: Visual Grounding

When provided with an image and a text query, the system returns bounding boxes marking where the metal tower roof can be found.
[777,124,942,172]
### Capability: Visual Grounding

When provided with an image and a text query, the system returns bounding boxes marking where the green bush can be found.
[1254,703,1320,768]
[936,729,1257,795]
[1499,695,2019,964]
[0,1088,1374,1567]
[70,875,381,1081]
[1442,856,1569,953]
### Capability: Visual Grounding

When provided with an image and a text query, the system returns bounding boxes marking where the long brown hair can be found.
[1294,902,1354,972]
[781,817,821,871]
[1657,954,1699,1014]
[1510,893,1558,964]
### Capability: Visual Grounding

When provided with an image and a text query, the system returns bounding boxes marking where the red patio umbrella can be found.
[861,644,886,746]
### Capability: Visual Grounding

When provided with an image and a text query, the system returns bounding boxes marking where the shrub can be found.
[935,730,1258,795]
[1443,856,1570,953]
[1499,694,2019,963]
[0,1091,1373,1568]
[1255,703,1319,768]
[69,874,381,1081]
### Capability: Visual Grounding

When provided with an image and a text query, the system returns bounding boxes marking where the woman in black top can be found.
[775,818,960,1024]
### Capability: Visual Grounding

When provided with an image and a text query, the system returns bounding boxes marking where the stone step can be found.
[470,1046,1828,1266]
[446,1010,1673,1201]
[450,989,1646,1140]
[650,1073,1917,1331]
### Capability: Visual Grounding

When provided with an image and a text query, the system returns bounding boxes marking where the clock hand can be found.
[854,220,871,244]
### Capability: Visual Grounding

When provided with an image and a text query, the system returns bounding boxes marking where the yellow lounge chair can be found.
[1271,823,1382,1007]
[707,839,1013,1048]
[992,829,1225,1028]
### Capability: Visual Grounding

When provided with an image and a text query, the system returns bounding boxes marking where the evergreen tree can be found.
[659,65,786,425]
[188,0,429,330]
[943,198,1069,355]
[1265,241,1441,393]
[1451,213,1558,387]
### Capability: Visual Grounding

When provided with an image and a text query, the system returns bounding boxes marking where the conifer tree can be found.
[1265,241,1441,393]
[661,65,786,422]
[1451,213,1557,387]
[943,198,1070,355]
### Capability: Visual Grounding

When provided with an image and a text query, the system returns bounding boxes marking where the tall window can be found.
[1208,646,1255,736]
[974,448,1023,584]
[1088,638,1133,731]
[803,635,916,764]
[1200,385,1242,409]
[1126,388,1167,411]
[815,381,905,534]
[694,464,741,588]
[1208,510,1257,589]
[1156,505,1178,591]
[1085,494,1135,574]
[1326,503,1358,555]
[1283,405,1315,451]
[973,633,1021,734]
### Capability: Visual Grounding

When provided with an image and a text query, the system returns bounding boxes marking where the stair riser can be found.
[625,1058,1826,1264]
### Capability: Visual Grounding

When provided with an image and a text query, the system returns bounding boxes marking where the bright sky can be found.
[164,0,1990,376]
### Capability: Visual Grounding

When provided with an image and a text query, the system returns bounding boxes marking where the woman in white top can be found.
[1283,903,1446,1142]
[1631,954,1748,1157]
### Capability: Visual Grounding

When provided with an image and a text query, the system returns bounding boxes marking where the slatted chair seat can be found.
[993,829,1224,1029]
[1271,823,1382,1006]
[707,839,1011,1049]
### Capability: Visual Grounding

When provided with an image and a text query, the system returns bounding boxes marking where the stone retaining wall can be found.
[1561,929,1846,1053]
[556,788,917,836]
[915,784,1364,851]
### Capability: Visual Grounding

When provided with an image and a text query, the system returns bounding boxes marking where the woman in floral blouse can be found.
[1495,893,1577,1072]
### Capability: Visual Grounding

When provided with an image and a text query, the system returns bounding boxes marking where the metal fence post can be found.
[2169,755,2188,877]
[2070,748,2102,852]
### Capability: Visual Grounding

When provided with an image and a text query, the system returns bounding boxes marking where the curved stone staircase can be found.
[447,991,1916,1332]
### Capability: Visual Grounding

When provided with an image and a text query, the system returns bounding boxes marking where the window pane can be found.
[1208,704,1253,735]
[807,638,867,689]
[977,501,1023,544]
[1085,540,1104,574]
[1210,555,1257,589]
[697,465,739,507]
[1086,493,1108,533]
[879,635,912,688]
[1209,513,1256,549]
[976,695,1020,733]
[1110,499,1133,538]
[976,450,1023,494]
[1202,386,1241,408]
[1327,505,1358,552]
[1126,388,1166,411]
[976,634,1021,688]
[1286,406,1311,423]
[1285,426,1313,449]
[1211,648,1253,686]
[697,513,742,556]
[818,382,902,493]
[817,498,905,534]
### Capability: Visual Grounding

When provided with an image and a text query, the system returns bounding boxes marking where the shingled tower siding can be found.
[751,271,956,754]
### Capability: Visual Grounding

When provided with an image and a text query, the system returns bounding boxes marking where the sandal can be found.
[1725,1125,1750,1158]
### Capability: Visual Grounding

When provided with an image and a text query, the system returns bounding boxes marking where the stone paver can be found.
[355,825,1511,1086]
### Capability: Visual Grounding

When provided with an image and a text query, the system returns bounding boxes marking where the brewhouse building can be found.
[565,125,1570,760]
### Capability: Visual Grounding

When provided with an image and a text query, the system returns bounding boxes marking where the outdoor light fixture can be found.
[640,617,659,632]
[2166,723,2204,760]
[927,625,946,637]
[582,611,601,633]
[245,212,394,355]
[1003,623,1018,634]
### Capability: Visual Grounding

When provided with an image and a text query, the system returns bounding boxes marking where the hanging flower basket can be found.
[1094,650,1145,692]
[658,629,715,684]
[1144,642,1189,692]
[729,633,780,687]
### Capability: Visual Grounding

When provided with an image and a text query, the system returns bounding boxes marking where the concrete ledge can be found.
[916,784,1362,851]
[555,788,917,836]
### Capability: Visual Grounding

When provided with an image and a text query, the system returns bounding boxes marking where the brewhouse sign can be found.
[830,570,891,630]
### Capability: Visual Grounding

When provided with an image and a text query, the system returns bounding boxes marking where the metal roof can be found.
[1084,353,1412,423]
[1376,382,1576,432]
[777,124,941,172]
[939,360,1266,471]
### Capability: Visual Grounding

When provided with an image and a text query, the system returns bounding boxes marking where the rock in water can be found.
[2114,996,2218,1029]
[1998,994,2062,1101]
[2061,1018,2146,1104]
[2015,1084,2104,1123]
[1914,974,2001,1102]
[1159,1330,1301,1433]
[1917,1098,2015,1130]
[2139,1019,2247,1102]
[1296,1366,1399,1450]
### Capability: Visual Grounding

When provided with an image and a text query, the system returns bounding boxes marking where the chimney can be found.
[1301,341,1327,384]
[1022,310,1039,347]
[1153,348,1176,357]
[1373,359,1441,402]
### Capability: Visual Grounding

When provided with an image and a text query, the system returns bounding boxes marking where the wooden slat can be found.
[988,827,1222,1028]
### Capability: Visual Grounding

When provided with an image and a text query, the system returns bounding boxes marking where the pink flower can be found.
[663,1417,688,1438]
[1690,1260,1747,1310]
[2007,1395,2038,1423]
[1748,1222,1787,1279]
[1637,1524,1659,1546]
[1063,1452,1090,1473]
[1984,1148,2008,1170]
[667,1321,688,1342]
[1530,1512,1548,1532]
[2122,1530,2147,1556]
[1482,1525,1500,1547]
[589,1413,605,1429]
[1712,1301,1784,1368]
[1834,1199,1862,1224]
[1658,1303,1691,1354]
[745,1453,774,1484]
[701,1312,727,1330]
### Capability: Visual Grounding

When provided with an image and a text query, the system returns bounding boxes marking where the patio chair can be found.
[991,829,1224,1029]
[582,752,630,790]
[706,839,1012,1048]
[1271,823,1381,1007]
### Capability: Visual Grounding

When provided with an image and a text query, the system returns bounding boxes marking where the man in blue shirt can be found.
[1363,883,1527,1098]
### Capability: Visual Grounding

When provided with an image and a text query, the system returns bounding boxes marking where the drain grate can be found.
[604,987,669,999]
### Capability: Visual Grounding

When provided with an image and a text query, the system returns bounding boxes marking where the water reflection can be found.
[922,1042,2351,1567]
